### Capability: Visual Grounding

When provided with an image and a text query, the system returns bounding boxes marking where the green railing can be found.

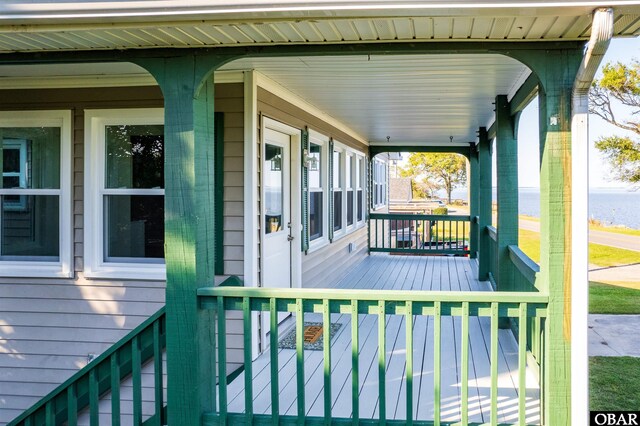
[8,308,166,426]
[369,213,470,255]
[487,225,498,288]
[198,286,548,425]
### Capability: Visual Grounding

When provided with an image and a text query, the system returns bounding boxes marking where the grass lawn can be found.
[590,357,640,411]
[517,228,640,268]
[520,214,640,237]
[590,282,640,314]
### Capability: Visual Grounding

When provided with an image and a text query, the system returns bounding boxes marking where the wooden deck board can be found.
[223,255,540,423]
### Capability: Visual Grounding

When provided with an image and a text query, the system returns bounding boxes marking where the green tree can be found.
[400,153,467,203]
[589,60,640,186]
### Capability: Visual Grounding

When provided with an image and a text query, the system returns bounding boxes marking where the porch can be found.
[204,255,544,425]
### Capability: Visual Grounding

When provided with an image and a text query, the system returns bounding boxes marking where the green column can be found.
[536,49,582,426]
[468,145,479,259]
[495,95,519,292]
[136,54,223,426]
[477,127,492,281]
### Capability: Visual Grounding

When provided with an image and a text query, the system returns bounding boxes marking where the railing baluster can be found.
[405,301,413,426]
[217,297,228,425]
[351,299,359,425]
[89,368,99,426]
[378,300,386,423]
[323,299,332,425]
[434,301,441,426]
[67,382,77,426]
[110,353,120,425]
[270,298,279,424]
[375,218,379,249]
[153,321,163,426]
[519,303,528,426]
[449,219,452,249]
[461,302,469,425]
[456,219,459,251]
[296,298,305,422]
[132,335,142,425]
[490,302,499,425]
[45,400,54,426]
[243,297,253,424]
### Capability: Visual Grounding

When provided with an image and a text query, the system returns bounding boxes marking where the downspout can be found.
[571,7,613,426]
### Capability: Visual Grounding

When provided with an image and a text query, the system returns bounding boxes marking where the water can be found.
[443,187,640,230]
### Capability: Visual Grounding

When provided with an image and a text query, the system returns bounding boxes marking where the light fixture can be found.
[303,148,319,170]
[271,153,282,171]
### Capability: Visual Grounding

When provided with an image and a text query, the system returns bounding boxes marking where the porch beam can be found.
[495,95,519,293]
[135,54,222,426]
[369,144,473,159]
[477,127,492,281]
[509,73,539,116]
[537,48,583,426]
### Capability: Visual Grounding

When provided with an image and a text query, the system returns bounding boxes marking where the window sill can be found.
[84,263,166,281]
[0,262,72,278]
[308,238,330,253]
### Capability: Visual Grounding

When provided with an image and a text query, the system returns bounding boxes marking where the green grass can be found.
[590,282,640,314]
[590,357,640,411]
[517,229,640,268]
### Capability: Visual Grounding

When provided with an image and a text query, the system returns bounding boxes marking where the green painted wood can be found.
[217,297,228,424]
[270,298,280,426]
[378,300,386,424]
[478,128,492,281]
[405,301,413,426]
[509,74,540,116]
[89,369,98,426]
[369,213,470,221]
[469,145,479,259]
[518,303,528,426]
[136,55,221,426]
[351,300,359,425]
[433,301,441,426]
[461,302,469,426]
[490,303,499,426]
[495,95,519,293]
[323,299,332,425]
[508,246,540,286]
[45,401,54,426]
[243,297,253,425]
[369,145,472,159]
[67,384,77,426]
[296,299,305,423]
[536,49,583,426]
[132,335,143,425]
[153,321,163,426]
[110,353,120,425]
[215,111,225,275]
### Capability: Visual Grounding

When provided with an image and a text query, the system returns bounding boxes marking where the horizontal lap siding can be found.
[0,82,244,425]
[256,87,370,291]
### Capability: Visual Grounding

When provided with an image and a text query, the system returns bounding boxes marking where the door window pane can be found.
[105,125,164,189]
[265,143,283,234]
[104,195,164,261]
[1,195,59,260]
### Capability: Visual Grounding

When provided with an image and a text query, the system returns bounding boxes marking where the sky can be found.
[515,36,639,189]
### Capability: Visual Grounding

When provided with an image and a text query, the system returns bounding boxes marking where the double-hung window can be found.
[0,110,72,277]
[308,131,328,249]
[85,109,165,280]
[373,159,387,209]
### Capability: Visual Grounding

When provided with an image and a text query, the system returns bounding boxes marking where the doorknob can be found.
[287,235,294,241]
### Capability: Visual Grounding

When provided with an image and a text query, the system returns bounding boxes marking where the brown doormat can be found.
[278,322,342,351]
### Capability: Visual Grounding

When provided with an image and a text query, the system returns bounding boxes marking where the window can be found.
[0,110,72,277]
[346,153,354,227]
[332,148,343,234]
[85,109,165,279]
[357,156,364,223]
[373,158,388,209]
[308,131,328,248]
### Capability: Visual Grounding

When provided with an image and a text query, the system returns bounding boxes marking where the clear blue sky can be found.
[516,36,639,188]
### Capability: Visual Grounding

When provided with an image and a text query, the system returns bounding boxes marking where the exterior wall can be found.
[256,86,370,290]
[0,82,244,424]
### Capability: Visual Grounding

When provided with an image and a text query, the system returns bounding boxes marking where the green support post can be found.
[536,49,582,426]
[136,54,223,426]
[468,144,479,259]
[477,127,492,281]
[495,95,519,294]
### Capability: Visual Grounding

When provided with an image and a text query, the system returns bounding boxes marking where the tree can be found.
[400,153,467,203]
[589,60,640,186]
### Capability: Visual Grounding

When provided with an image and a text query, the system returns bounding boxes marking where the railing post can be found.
[478,127,492,281]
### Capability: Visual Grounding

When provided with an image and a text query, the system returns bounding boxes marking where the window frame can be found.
[84,108,165,280]
[373,157,388,210]
[307,130,329,251]
[356,155,365,227]
[331,144,345,238]
[0,110,72,278]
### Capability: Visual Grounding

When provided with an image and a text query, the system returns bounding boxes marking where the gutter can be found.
[571,7,613,426]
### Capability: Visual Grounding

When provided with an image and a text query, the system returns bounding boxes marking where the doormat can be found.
[278,322,342,351]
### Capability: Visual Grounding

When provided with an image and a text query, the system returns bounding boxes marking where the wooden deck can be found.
[225,255,541,424]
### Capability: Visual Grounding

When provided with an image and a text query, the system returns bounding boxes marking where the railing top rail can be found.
[370,213,471,221]
[197,287,548,304]
[487,225,497,240]
[508,245,540,285]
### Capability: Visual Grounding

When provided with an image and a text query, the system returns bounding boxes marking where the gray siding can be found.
[0,83,244,425]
